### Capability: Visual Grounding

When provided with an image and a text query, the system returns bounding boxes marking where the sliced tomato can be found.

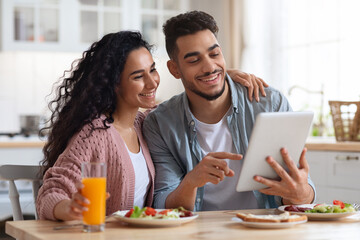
[158,209,172,215]
[145,207,157,216]
[333,200,345,209]
[125,208,134,218]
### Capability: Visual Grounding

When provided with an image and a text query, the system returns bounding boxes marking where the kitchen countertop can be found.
[0,136,45,148]
[305,137,360,152]
[0,136,359,152]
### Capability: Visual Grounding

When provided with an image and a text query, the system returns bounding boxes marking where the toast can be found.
[235,213,248,221]
[282,214,307,222]
[236,211,308,223]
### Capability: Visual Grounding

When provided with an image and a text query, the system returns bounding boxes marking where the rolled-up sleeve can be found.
[307,173,316,203]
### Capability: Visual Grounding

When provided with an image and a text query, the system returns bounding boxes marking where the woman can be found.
[36,31,266,221]
[37,31,159,221]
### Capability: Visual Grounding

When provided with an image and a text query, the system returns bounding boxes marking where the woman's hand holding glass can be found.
[68,182,90,220]
[53,182,110,221]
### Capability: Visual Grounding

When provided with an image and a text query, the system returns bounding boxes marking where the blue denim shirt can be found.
[143,75,316,211]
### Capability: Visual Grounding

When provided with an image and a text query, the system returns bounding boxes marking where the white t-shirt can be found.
[194,107,258,211]
[127,145,151,208]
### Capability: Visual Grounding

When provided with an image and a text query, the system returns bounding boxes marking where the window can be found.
[242,0,360,137]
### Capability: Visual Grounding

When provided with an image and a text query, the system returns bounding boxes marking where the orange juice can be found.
[81,177,106,225]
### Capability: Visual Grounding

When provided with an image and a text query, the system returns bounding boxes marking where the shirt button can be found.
[190,121,195,126]
[197,198,201,203]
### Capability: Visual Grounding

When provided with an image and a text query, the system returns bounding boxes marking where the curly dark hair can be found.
[40,31,152,174]
[163,10,219,60]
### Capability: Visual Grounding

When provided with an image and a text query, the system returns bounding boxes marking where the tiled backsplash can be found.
[0,51,183,133]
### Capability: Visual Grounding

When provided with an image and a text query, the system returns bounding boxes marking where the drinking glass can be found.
[81,162,107,232]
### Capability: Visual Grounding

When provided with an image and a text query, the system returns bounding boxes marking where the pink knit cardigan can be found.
[36,112,155,220]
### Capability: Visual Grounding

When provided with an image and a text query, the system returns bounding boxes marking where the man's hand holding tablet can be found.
[236,112,315,205]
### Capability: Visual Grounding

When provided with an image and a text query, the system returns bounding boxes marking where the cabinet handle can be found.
[335,155,359,161]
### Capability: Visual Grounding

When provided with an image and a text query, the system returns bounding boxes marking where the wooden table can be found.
[6,209,360,240]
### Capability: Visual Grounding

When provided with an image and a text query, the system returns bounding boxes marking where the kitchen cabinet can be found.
[0,0,188,52]
[306,149,360,204]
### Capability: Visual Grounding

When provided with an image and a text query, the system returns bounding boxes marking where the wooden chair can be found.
[0,164,42,221]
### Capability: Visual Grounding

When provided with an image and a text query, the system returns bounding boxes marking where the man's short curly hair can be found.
[163,10,219,60]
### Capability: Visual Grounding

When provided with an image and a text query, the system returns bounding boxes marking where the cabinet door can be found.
[78,0,124,44]
[307,150,360,204]
[1,0,188,52]
[306,151,328,186]
[306,151,329,202]
[327,151,360,190]
[2,0,61,51]
[326,187,360,204]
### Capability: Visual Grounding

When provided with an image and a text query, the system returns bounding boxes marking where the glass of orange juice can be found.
[81,162,107,232]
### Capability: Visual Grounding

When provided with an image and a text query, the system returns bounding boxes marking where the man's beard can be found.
[183,70,226,101]
[190,80,225,101]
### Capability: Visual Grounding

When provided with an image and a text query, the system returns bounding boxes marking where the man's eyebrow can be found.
[129,62,156,76]
[208,44,219,51]
[183,44,220,59]
[184,51,200,59]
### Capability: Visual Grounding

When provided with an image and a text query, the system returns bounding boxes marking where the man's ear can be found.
[167,60,181,79]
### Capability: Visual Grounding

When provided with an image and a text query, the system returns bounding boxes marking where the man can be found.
[143,11,315,211]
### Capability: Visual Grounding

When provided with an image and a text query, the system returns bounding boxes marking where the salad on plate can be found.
[124,206,193,219]
[284,200,356,213]
[279,200,358,220]
[113,206,198,227]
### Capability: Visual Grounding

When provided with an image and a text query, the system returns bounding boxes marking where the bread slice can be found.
[236,211,307,223]
[242,214,281,223]
[235,213,248,221]
[280,214,307,222]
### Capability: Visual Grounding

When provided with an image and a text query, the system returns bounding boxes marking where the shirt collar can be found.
[183,92,194,127]
[226,73,240,114]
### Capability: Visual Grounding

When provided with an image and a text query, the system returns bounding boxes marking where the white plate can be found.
[278,204,360,220]
[113,210,199,227]
[231,217,307,229]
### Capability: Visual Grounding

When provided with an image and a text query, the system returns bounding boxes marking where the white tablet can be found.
[236,111,314,192]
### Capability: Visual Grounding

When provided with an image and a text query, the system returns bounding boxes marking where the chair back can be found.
[0,164,43,221]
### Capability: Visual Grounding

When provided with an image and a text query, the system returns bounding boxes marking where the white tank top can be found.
[127,145,151,208]
[193,107,258,211]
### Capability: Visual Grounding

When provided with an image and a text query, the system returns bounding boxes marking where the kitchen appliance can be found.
[20,115,41,136]
[0,114,46,138]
